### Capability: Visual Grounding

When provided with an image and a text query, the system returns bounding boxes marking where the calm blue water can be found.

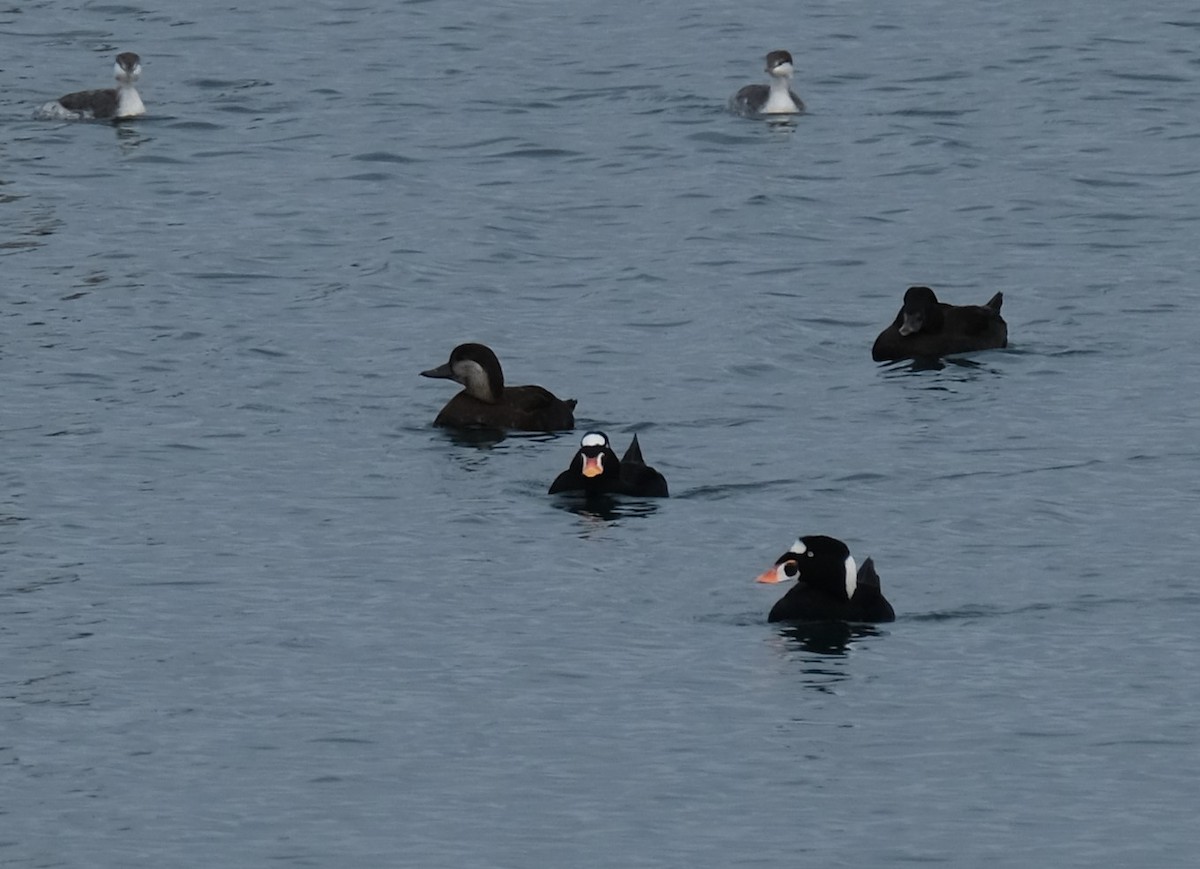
[3,1,1200,866]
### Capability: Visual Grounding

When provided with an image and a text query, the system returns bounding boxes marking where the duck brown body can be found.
[872,286,1007,362]
[421,343,576,432]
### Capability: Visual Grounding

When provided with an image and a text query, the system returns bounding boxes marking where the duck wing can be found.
[956,302,1004,335]
[505,385,576,431]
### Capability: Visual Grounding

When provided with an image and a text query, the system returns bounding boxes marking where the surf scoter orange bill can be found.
[548,431,668,497]
[756,534,894,623]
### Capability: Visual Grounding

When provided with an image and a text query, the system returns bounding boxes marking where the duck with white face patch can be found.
[755,534,894,623]
[548,431,668,498]
[420,342,576,432]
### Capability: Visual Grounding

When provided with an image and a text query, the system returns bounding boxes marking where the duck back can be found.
[768,558,895,623]
[435,387,576,432]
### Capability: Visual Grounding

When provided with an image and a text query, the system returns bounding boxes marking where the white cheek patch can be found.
[452,359,484,380]
[581,432,607,448]
[844,556,857,600]
[452,359,491,396]
[787,538,807,555]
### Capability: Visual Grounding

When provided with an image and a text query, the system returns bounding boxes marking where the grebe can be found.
[730,50,804,116]
[39,52,146,120]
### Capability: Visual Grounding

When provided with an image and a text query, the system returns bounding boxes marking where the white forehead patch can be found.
[581,432,607,448]
[787,538,807,555]
[844,556,857,600]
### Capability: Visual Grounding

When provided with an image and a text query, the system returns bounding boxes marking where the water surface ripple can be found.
[3,1,1200,866]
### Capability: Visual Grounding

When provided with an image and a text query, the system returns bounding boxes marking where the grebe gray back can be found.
[38,52,146,120]
[729,50,804,116]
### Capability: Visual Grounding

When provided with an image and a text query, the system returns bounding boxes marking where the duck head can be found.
[421,342,505,403]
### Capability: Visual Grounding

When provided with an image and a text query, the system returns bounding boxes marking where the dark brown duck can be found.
[420,343,576,432]
[872,286,1007,362]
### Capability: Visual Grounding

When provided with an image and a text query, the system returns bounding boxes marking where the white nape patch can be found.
[581,432,607,448]
[844,556,857,600]
[787,538,807,555]
[117,87,145,118]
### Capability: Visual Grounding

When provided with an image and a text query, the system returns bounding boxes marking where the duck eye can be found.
[806,551,814,558]
[783,561,799,578]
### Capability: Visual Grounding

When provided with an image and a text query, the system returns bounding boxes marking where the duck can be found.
[548,431,669,497]
[41,52,146,120]
[872,286,1007,362]
[729,50,805,116]
[420,342,576,432]
[755,534,895,623]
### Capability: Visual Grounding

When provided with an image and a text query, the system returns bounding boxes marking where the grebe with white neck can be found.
[729,50,804,117]
[37,52,146,121]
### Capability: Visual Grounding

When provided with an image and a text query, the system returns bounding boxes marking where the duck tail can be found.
[622,433,646,465]
[856,557,882,589]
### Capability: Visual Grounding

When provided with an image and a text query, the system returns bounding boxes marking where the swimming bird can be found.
[548,431,669,497]
[871,286,1007,362]
[755,534,895,623]
[420,342,576,432]
[729,50,805,116]
[41,52,146,120]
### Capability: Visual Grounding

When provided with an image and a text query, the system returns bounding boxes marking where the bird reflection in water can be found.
[769,623,885,692]
[551,493,662,526]
[776,622,884,656]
